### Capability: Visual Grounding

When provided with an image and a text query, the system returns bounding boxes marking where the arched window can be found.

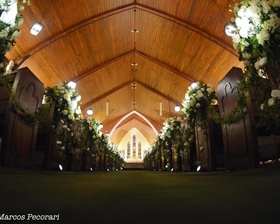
[127,142,130,159]
[132,135,136,158]
[138,142,141,159]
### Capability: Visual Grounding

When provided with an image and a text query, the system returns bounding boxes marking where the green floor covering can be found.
[0,166,280,224]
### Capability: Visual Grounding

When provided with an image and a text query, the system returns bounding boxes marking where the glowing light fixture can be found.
[30,22,44,35]
[67,81,76,89]
[196,165,201,172]
[58,164,63,171]
[98,123,103,130]
[190,82,198,89]
[175,104,180,112]
[87,108,93,116]
[224,23,237,36]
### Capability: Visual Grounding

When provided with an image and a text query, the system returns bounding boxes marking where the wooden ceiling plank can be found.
[15,4,136,63]
[135,3,238,56]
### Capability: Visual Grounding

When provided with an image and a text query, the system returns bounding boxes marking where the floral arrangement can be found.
[182,81,217,129]
[181,81,217,153]
[228,0,280,135]
[259,89,280,134]
[0,0,30,73]
[44,82,83,156]
[143,116,189,171]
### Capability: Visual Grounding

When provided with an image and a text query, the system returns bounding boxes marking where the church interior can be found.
[1,0,280,223]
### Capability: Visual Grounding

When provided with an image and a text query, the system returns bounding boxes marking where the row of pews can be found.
[0,67,279,171]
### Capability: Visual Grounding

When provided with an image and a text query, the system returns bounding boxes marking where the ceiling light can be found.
[131,29,139,33]
[224,23,237,36]
[87,108,93,115]
[190,82,198,89]
[175,104,180,112]
[30,22,44,35]
[98,123,103,129]
[67,81,76,89]
[131,62,137,66]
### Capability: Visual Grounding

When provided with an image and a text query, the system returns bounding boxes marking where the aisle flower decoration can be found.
[44,82,83,157]
[182,81,217,129]
[259,89,280,135]
[0,0,30,73]
[227,0,280,134]
[181,81,217,150]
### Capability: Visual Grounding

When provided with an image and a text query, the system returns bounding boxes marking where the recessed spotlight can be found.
[131,29,139,33]
[58,164,63,171]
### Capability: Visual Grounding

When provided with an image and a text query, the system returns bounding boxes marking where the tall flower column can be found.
[181,81,219,170]
[227,0,280,136]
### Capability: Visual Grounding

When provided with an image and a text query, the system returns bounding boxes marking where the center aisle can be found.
[1,168,280,223]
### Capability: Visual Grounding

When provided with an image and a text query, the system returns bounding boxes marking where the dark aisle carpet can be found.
[0,167,280,224]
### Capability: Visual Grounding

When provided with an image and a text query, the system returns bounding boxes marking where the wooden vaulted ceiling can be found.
[6,0,243,146]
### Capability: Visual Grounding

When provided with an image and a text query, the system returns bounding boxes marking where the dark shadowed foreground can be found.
[0,167,280,224]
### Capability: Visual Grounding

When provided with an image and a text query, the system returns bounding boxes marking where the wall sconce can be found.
[224,23,237,36]
[30,22,44,35]
[67,81,76,89]
[98,123,103,130]
[175,104,180,112]
[87,108,93,116]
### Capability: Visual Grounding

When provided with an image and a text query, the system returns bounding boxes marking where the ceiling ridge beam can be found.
[134,3,238,57]
[74,49,195,83]
[82,76,182,110]
[74,50,134,82]
[81,79,133,109]
[135,79,181,105]
[135,50,195,82]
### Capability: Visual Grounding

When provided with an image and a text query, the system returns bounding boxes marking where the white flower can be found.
[254,57,267,70]
[268,98,276,107]
[56,141,62,145]
[196,90,203,98]
[271,89,280,99]
[260,104,264,110]
[206,87,213,94]
[256,29,270,45]
[62,110,68,115]
[11,29,21,39]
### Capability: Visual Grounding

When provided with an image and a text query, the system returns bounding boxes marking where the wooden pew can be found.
[0,67,44,168]
[216,67,279,170]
